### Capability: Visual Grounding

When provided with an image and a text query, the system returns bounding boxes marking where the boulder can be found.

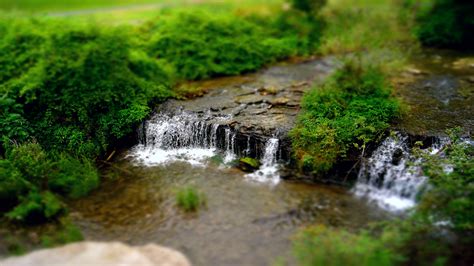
[238,157,261,172]
[1,241,191,266]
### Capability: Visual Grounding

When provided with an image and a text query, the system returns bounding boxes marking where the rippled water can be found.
[70,156,391,266]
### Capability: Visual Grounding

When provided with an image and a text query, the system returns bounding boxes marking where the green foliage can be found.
[291,0,327,14]
[414,129,474,230]
[40,219,84,248]
[415,0,474,49]
[290,60,399,175]
[0,143,99,224]
[48,155,99,199]
[0,18,172,158]
[175,186,206,212]
[293,225,405,266]
[239,157,261,172]
[6,191,65,224]
[145,10,324,80]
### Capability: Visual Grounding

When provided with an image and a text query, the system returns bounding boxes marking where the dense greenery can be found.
[293,225,404,266]
[415,129,474,231]
[0,2,325,227]
[293,131,474,266]
[143,7,323,80]
[0,143,98,223]
[414,0,474,49]
[290,60,400,175]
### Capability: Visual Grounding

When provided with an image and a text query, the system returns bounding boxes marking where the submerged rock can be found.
[1,242,191,266]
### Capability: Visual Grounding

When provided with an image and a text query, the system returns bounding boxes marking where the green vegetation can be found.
[290,60,400,175]
[293,130,473,265]
[175,186,206,212]
[293,225,404,266]
[239,157,261,172]
[143,5,323,80]
[0,143,98,224]
[415,128,474,231]
[319,0,417,55]
[0,0,324,228]
[414,0,474,49]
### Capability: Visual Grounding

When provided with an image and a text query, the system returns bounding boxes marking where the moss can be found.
[239,157,261,172]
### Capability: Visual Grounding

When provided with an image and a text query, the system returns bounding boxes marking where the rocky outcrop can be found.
[1,242,191,266]
[143,58,337,163]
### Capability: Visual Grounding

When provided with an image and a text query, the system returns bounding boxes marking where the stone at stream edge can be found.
[238,157,261,172]
[0,241,191,266]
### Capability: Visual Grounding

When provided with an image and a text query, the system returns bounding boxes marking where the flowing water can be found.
[69,109,392,265]
[353,133,449,212]
[32,50,474,264]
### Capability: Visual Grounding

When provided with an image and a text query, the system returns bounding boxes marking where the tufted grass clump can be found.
[175,186,206,212]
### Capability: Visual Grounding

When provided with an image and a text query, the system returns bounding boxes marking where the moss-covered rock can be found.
[238,157,261,172]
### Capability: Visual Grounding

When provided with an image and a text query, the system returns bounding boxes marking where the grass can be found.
[175,186,206,212]
[319,0,417,55]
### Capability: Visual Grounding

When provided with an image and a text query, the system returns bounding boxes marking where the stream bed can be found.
[70,157,391,266]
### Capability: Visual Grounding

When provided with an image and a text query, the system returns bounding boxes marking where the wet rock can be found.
[0,241,191,266]
[270,97,290,106]
[238,157,261,172]
[234,95,265,105]
[406,68,427,76]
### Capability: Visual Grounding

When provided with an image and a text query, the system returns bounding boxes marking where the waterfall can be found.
[353,133,448,212]
[129,112,231,166]
[246,138,280,185]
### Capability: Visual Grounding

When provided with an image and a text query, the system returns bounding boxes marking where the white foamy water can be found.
[130,145,216,167]
[128,112,225,166]
[353,133,449,212]
[246,138,280,185]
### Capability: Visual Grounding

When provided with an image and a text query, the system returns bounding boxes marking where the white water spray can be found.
[353,133,448,212]
[246,138,280,185]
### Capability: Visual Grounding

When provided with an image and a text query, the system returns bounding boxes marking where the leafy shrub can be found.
[40,219,84,248]
[415,0,474,49]
[293,225,405,266]
[175,186,206,212]
[290,60,399,175]
[415,129,474,230]
[0,18,173,158]
[145,10,324,80]
[6,191,65,224]
[48,155,99,199]
[0,143,99,223]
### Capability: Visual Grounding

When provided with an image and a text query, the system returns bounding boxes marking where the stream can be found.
[66,50,474,265]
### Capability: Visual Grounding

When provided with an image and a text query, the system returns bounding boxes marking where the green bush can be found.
[48,155,99,199]
[415,129,474,231]
[293,225,405,266]
[175,186,206,212]
[415,0,474,49]
[0,18,173,158]
[290,60,399,175]
[6,191,65,224]
[145,10,324,80]
[0,143,99,223]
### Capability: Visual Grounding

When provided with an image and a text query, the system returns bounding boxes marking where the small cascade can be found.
[246,138,281,185]
[353,133,448,212]
[129,112,232,166]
